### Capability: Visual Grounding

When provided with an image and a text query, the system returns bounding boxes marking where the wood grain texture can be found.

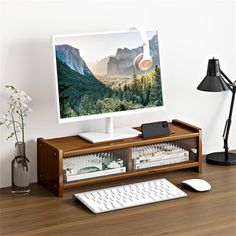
[37,138,64,197]
[1,155,235,236]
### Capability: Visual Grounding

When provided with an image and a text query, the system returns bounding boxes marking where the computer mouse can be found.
[182,179,211,192]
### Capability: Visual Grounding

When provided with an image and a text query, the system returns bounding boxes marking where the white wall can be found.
[0,0,235,188]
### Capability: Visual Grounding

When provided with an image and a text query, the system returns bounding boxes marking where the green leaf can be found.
[5,85,17,93]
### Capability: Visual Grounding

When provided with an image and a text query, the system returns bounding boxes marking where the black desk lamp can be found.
[197,58,236,165]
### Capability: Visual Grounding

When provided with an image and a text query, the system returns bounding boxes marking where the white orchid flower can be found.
[0,85,32,143]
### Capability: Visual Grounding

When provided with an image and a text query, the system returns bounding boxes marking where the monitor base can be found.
[79,128,141,143]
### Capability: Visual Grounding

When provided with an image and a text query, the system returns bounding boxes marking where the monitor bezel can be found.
[52,29,165,124]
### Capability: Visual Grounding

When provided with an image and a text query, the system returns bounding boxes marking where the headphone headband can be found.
[129,27,150,57]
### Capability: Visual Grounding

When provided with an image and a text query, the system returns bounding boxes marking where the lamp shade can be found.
[197,58,229,92]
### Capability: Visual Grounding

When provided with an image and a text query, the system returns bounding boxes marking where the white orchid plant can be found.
[0,85,32,145]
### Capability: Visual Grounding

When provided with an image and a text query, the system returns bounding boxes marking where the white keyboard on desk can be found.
[74,178,187,214]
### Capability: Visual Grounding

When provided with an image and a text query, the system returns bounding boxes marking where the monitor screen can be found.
[53,29,164,122]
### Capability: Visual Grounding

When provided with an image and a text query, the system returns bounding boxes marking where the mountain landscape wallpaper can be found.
[54,30,163,118]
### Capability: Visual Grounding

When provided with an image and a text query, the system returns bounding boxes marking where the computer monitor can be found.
[53,29,164,143]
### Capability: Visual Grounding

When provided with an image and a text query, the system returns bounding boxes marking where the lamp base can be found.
[206,152,236,165]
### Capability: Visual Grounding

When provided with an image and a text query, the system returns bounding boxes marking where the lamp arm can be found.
[222,85,236,160]
[220,69,235,87]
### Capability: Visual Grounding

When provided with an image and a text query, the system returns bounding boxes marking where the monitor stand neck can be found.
[79,117,141,143]
[105,117,113,134]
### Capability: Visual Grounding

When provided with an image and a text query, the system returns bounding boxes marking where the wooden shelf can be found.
[37,119,202,197]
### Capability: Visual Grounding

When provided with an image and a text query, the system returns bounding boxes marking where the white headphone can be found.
[130,27,153,71]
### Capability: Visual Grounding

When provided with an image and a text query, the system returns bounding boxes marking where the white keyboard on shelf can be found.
[74,178,187,214]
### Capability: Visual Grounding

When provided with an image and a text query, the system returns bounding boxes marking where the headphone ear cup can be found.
[139,57,153,71]
[134,53,153,71]
[134,53,144,70]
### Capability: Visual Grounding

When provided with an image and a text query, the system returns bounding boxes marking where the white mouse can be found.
[182,179,211,192]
